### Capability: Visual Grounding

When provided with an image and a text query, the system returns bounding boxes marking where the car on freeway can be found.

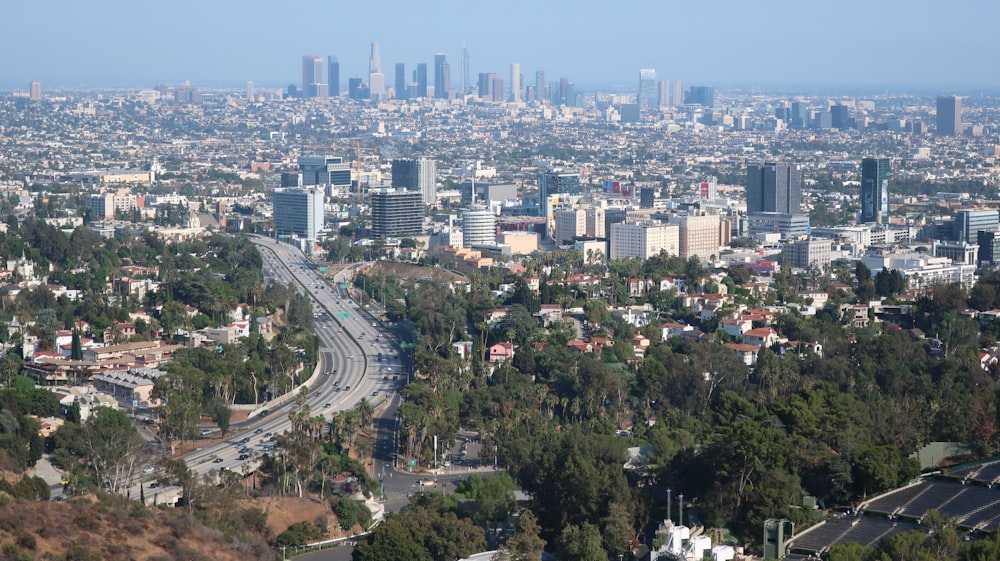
[212,458,224,464]
[324,403,331,408]
[238,454,249,461]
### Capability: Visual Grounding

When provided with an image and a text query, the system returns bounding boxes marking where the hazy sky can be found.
[4,0,997,91]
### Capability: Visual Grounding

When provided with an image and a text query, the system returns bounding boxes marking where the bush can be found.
[274,521,326,547]
[333,497,372,531]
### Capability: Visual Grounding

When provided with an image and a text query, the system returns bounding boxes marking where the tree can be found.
[67,407,145,494]
[557,523,605,561]
[353,518,432,561]
[494,510,546,561]
[209,400,232,436]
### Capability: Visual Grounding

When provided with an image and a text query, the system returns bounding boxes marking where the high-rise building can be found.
[301,56,324,99]
[478,73,495,99]
[554,209,587,244]
[539,171,581,237]
[417,157,437,206]
[369,73,385,101]
[610,222,680,260]
[657,80,670,107]
[831,104,851,129]
[491,77,504,103]
[86,194,116,220]
[462,44,470,95]
[860,158,890,224]
[246,81,254,100]
[535,71,545,104]
[394,63,407,100]
[670,214,722,260]
[686,85,714,107]
[955,209,999,243]
[434,53,450,99]
[369,41,381,75]
[327,56,340,97]
[29,81,41,101]
[370,189,424,238]
[272,188,324,240]
[392,158,436,205]
[558,77,569,105]
[299,156,352,195]
[639,68,656,109]
[510,63,521,102]
[937,95,962,136]
[348,78,367,100]
[462,208,496,247]
[416,63,428,98]
[746,162,803,215]
[671,80,684,106]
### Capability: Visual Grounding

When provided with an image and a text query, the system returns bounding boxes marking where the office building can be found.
[416,63,428,98]
[686,85,714,107]
[671,80,684,106]
[348,78,367,100]
[747,213,810,238]
[395,63,407,100]
[368,42,383,100]
[554,209,586,244]
[299,156,351,193]
[746,162,803,215]
[272,188,324,240]
[246,81,254,100]
[955,209,1000,242]
[370,189,423,238]
[86,194,116,221]
[610,222,679,261]
[585,207,605,239]
[491,77,504,103]
[478,73,495,100]
[781,237,832,270]
[978,230,1000,266]
[657,80,670,107]
[933,240,978,265]
[535,71,545,104]
[640,187,656,209]
[462,209,496,247]
[639,68,656,109]
[860,158,890,224]
[327,56,340,97]
[434,53,450,99]
[391,158,436,205]
[510,63,521,102]
[539,171,581,217]
[301,56,324,99]
[29,81,41,101]
[831,104,851,129]
[462,44,470,95]
[671,214,721,260]
[936,95,962,136]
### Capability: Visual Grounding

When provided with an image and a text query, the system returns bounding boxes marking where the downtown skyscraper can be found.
[395,63,407,100]
[462,44,470,95]
[369,41,384,101]
[434,53,450,99]
[510,63,521,102]
[416,63,428,98]
[301,55,326,99]
[327,56,339,97]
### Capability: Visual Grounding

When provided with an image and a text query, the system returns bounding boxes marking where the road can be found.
[132,237,404,499]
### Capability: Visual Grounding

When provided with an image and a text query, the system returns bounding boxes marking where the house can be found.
[627,278,650,297]
[488,342,515,363]
[719,318,752,339]
[535,304,563,327]
[567,340,596,354]
[660,321,693,342]
[742,327,781,348]
[724,342,761,365]
[779,340,824,359]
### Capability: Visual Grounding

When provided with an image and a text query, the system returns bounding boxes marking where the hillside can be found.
[0,494,274,561]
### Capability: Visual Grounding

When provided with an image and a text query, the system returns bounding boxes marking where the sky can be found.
[4,0,998,92]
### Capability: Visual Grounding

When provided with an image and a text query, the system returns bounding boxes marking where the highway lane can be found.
[136,237,402,496]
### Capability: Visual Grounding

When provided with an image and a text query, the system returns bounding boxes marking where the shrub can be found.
[274,521,326,547]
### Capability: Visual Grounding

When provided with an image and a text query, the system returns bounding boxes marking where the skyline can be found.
[3,0,998,91]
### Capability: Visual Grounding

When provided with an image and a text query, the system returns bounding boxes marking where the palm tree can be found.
[354,398,375,433]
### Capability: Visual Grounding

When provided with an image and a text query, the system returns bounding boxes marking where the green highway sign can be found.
[337,312,350,318]
[339,283,351,289]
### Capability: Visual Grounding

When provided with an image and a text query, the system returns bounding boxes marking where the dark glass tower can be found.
[434,53,450,99]
[394,63,406,100]
[746,163,802,215]
[860,158,890,223]
[416,63,428,98]
[936,95,962,136]
[327,56,339,97]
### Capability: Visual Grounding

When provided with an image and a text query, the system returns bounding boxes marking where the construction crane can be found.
[328,142,381,202]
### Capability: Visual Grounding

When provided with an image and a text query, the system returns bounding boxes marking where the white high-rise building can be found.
[510,63,521,102]
[462,208,496,247]
[418,158,436,206]
[610,221,679,260]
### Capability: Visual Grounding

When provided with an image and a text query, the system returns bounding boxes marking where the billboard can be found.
[602,180,621,194]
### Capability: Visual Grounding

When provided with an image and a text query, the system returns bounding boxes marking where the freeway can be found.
[136,237,403,497]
